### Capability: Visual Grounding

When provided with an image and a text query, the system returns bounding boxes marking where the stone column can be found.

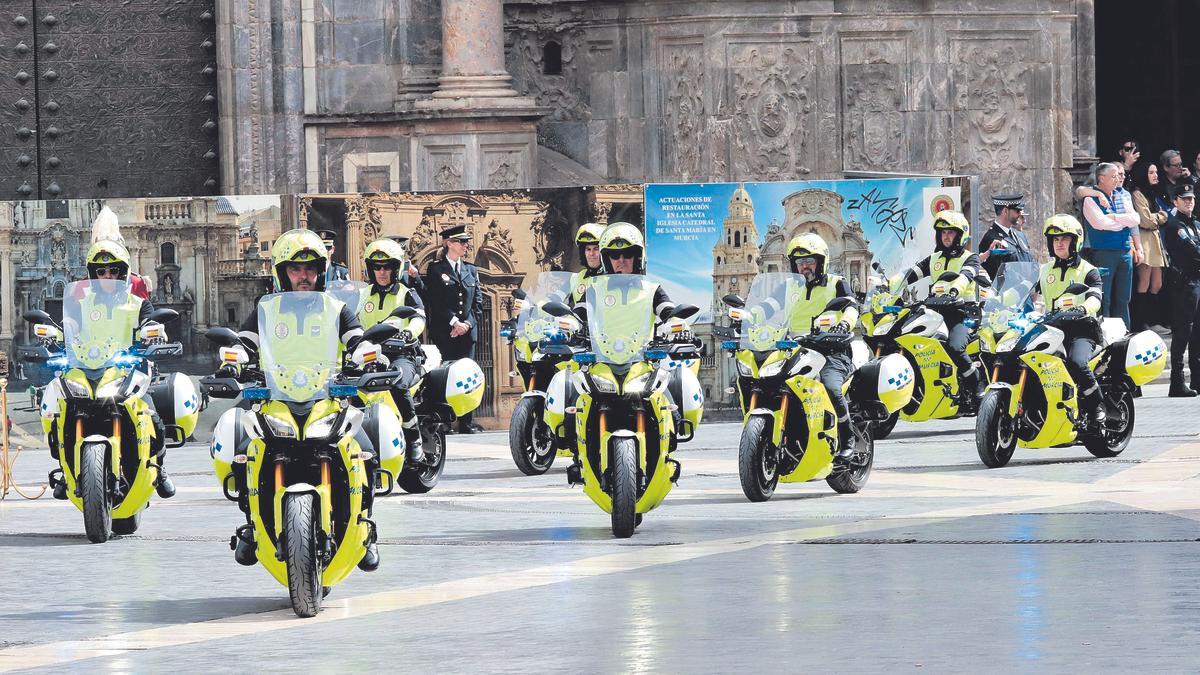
[0,247,12,340]
[416,0,536,109]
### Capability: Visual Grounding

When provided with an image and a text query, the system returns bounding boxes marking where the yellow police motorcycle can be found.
[203,291,402,617]
[976,262,1040,373]
[328,279,483,492]
[860,271,986,430]
[499,271,577,475]
[722,273,914,501]
[22,280,192,543]
[543,275,703,538]
[975,283,1166,467]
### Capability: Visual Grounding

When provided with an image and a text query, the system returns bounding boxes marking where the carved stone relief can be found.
[486,156,521,189]
[728,41,815,180]
[433,161,464,191]
[951,40,1031,173]
[660,43,706,179]
[841,37,909,172]
[508,27,590,122]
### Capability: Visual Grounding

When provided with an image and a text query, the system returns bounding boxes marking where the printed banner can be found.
[645,178,962,323]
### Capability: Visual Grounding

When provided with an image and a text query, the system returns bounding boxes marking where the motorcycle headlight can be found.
[736,359,754,377]
[263,413,297,439]
[872,316,895,336]
[95,378,123,399]
[62,378,91,398]
[759,360,785,378]
[996,331,1020,353]
[624,372,653,396]
[589,372,618,394]
[305,412,339,440]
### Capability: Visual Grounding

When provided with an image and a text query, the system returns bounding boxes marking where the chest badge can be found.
[604,294,616,307]
[364,301,375,313]
[89,309,102,322]
[275,322,289,339]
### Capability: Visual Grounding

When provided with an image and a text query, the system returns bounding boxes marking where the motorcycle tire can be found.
[80,442,112,544]
[870,412,899,440]
[610,437,638,538]
[738,416,778,502]
[112,511,142,536]
[509,396,555,476]
[827,427,874,494]
[398,428,446,494]
[976,389,1017,468]
[1084,387,1135,458]
[283,492,323,618]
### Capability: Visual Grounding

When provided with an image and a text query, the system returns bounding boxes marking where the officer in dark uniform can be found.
[978,193,1035,279]
[1159,183,1200,397]
[422,224,484,433]
[389,234,425,295]
[318,229,350,284]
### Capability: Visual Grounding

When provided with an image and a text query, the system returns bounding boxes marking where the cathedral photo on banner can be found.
[644,177,969,410]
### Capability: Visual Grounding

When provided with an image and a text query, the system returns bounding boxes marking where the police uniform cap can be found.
[315,229,337,246]
[1173,184,1195,200]
[440,224,471,241]
[993,193,1026,212]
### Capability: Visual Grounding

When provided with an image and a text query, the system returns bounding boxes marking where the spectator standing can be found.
[978,193,1035,279]
[1080,162,1141,326]
[1116,139,1140,189]
[1159,149,1192,205]
[1130,161,1169,331]
[1159,183,1200,397]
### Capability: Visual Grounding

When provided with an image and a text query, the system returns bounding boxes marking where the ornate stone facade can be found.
[0,197,254,374]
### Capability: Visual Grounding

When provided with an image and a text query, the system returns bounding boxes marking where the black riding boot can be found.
[403,425,424,464]
[151,413,176,499]
[1169,370,1196,397]
[835,417,855,460]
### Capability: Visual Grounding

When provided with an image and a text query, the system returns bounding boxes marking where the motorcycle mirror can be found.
[1064,283,1090,295]
[541,301,572,318]
[22,309,54,326]
[388,305,418,320]
[205,326,240,347]
[512,288,528,301]
[670,304,700,321]
[823,297,854,312]
[148,308,180,325]
[722,294,745,309]
[362,322,400,344]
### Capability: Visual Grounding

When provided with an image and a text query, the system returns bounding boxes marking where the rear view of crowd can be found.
[1076,140,1200,397]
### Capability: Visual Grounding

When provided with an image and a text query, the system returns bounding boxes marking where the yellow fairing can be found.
[895,334,959,421]
[448,377,484,417]
[574,388,675,515]
[1125,332,1167,386]
[247,413,369,588]
[55,372,158,519]
[357,390,404,476]
[1016,352,1077,448]
[779,373,836,483]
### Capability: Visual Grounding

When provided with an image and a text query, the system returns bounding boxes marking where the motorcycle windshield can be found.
[585,275,655,365]
[982,261,1040,332]
[327,279,367,316]
[257,292,341,402]
[864,272,899,315]
[516,271,576,342]
[739,273,807,351]
[62,279,139,370]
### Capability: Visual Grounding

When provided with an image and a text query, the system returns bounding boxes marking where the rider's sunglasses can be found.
[368,261,399,271]
[610,251,637,260]
[792,256,817,266]
[94,266,121,277]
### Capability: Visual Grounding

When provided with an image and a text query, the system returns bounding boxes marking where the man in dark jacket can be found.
[422,224,484,433]
[1159,183,1200,396]
[978,193,1035,279]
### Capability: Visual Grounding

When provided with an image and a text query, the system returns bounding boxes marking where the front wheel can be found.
[79,442,111,543]
[976,389,1017,468]
[738,416,778,502]
[827,425,874,494]
[397,427,446,494]
[509,397,555,476]
[610,438,638,538]
[283,492,323,618]
[870,411,899,440]
[1085,387,1135,458]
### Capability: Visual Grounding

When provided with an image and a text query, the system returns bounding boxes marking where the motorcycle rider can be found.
[1036,214,1106,429]
[63,240,176,499]
[893,210,985,410]
[231,229,387,571]
[568,222,607,305]
[359,238,427,464]
[783,233,861,459]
